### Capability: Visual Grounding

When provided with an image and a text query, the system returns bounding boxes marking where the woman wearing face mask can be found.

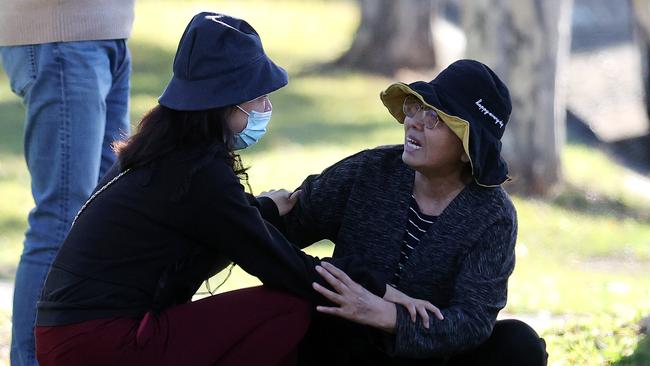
[31,13,429,366]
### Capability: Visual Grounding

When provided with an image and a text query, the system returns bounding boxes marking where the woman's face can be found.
[227,95,272,133]
[402,113,467,175]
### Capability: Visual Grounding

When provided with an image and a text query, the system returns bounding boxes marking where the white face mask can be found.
[231,106,272,150]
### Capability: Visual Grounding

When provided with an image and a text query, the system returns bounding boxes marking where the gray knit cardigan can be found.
[281,145,517,359]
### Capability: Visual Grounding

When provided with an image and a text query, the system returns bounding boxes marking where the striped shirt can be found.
[391,195,438,286]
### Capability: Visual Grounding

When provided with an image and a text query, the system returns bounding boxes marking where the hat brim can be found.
[380,83,510,187]
[159,55,288,111]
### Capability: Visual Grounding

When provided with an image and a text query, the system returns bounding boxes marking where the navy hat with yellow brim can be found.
[380,59,511,187]
[159,12,288,111]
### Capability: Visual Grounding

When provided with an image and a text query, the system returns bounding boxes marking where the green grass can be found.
[1,1,649,365]
[544,312,649,366]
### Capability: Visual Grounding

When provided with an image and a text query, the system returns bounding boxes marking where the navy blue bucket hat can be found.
[380,59,511,187]
[159,12,288,111]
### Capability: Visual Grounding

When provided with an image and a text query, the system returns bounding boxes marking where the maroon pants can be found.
[35,286,311,366]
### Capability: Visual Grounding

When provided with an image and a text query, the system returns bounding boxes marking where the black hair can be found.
[113,104,251,192]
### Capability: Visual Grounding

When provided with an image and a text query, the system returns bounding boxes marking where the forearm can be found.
[390,305,496,358]
[384,218,516,357]
[234,222,387,303]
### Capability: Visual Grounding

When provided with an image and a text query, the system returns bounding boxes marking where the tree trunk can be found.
[462,0,573,196]
[336,0,438,74]
[632,0,650,122]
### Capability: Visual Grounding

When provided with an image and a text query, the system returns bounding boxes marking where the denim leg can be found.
[1,40,129,366]
[100,39,131,179]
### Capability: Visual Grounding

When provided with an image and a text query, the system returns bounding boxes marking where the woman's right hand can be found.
[383,285,444,328]
[258,189,301,216]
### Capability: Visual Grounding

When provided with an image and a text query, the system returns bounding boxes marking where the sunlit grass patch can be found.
[543,312,649,366]
[514,196,650,261]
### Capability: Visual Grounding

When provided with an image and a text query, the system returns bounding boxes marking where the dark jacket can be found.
[36,147,384,327]
[278,145,518,359]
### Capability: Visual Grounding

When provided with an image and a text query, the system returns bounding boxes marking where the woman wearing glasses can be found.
[264,60,548,365]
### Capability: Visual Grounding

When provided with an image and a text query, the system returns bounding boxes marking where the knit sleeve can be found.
[387,218,517,358]
[280,150,367,248]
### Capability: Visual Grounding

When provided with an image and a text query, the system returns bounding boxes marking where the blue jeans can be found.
[0,40,131,366]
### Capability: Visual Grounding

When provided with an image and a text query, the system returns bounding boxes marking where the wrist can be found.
[383,284,398,302]
[377,301,397,333]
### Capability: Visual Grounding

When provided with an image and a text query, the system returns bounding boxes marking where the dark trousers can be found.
[446,319,548,366]
[299,315,548,366]
[35,286,311,366]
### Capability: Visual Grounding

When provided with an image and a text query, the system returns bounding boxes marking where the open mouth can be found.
[406,136,422,150]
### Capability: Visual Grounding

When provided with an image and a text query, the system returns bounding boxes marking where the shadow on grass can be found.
[0,100,25,157]
[267,118,395,147]
[551,183,650,222]
[613,336,650,366]
[238,84,398,153]
[567,109,650,176]
[558,110,650,221]
[129,40,174,98]
[0,216,26,235]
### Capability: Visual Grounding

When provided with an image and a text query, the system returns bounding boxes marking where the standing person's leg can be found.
[101,39,131,179]
[445,319,548,366]
[35,286,312,366]
[1,40,118,366]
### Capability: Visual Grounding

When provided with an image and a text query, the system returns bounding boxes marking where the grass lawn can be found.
[0,1,649,365]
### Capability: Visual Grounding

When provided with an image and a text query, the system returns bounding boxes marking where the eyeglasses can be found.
[403,95,441,129]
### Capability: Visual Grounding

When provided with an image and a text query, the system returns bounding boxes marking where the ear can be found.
[461,153,470,163]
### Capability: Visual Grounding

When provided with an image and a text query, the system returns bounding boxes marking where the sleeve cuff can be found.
[256,196,280,221]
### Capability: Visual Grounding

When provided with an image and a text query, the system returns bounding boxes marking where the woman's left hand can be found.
[257,189,301,216]
[384,285,443,329]
[312,261,397,333]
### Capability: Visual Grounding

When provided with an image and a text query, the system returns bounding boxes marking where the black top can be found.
[37,147,385,327]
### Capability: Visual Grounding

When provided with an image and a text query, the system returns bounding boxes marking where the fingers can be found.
[315,265,349,295]
[289,189,302,201]
[398,300,444,328]
[413,302,444,329]
[258,189,290,197]
[273,189,289,199]
[312,282,345,305]
[320,261,357,288]
[315,305,344,317]
[315,305,357,323]
[426,303,444,320]
[416,304,430,328]
[406,303,417,323]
